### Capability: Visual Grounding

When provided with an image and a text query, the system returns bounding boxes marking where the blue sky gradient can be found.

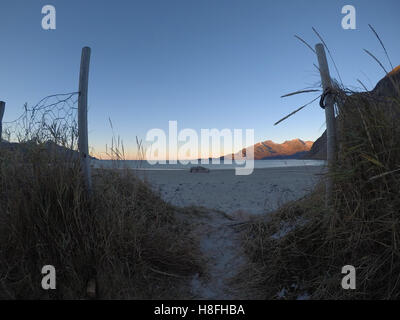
[0,0,399,158]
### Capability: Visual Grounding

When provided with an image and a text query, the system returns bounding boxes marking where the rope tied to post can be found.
[319,87,343,109]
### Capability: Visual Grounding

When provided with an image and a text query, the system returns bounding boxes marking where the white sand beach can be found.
[136,165,325,299]
[138,165,325,216]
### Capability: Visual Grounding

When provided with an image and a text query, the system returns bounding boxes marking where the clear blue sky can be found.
[0,0,399,158]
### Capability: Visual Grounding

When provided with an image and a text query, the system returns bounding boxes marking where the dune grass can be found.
[0,142,202,299]
[236,78,400,300]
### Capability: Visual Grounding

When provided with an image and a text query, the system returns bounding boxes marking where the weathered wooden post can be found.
[315,43,336,207]
[78,47,92,193]
[0,102,5,143]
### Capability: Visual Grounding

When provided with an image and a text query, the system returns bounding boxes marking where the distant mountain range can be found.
[222,139,314,160]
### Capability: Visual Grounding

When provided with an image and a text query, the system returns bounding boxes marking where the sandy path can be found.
[188,210,248,300]
[139,166,324,299]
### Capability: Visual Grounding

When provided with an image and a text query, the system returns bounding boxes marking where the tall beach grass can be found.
[235,64,400,299]
[0,113,202,299]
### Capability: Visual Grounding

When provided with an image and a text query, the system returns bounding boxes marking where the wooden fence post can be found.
[78,47,92,193]
[315,43,336,207]
[0,102,5,143]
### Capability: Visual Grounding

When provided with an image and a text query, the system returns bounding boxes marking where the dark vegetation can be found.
[0,104,202,299]
[236,60,400,299]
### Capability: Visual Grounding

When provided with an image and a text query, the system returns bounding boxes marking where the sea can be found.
[92,159,326,171]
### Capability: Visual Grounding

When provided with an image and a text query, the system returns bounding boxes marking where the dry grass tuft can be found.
[0,110,202,299]
[236,82,400,300]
